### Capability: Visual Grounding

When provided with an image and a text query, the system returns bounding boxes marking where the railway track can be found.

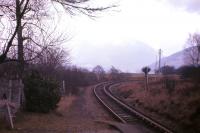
[94,82,174,133]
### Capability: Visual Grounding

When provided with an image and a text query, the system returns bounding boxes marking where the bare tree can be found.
[109,66,121,81]
[142,66,151,91]
[37,47,69,68]
[0,0,114,109]
[0,0,115,73]
[0,0,53,73]
[29,47,70,79]
[184,33,200,66]
[92,65,105,81]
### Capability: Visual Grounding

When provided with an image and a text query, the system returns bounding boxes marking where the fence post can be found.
[62,80,66,95]
[8,80,12,101]
[17,79,23,108]
[6,102,14,129]
[63,80,66,94]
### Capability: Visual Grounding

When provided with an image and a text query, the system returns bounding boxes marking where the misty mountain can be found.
[149,49,185,71]
[71,42,157,72]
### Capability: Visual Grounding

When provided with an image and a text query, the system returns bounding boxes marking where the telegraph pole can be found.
[158,49,162,74]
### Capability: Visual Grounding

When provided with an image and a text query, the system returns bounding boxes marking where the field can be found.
[111,75,200,133]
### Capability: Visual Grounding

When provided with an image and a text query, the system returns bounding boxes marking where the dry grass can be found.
[0,96,77,133]
[0,86,117,133]
[112,77,200,133]
[56,96,76,114]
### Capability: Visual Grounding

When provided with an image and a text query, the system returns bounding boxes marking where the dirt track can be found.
[0,86,119,133]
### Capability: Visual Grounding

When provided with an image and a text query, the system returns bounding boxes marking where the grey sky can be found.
[165,0,200,13]
[56,0,200,72]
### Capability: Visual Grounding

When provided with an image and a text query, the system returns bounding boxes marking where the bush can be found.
[24,70,61,113]
[122,90,133,99]
[164,78,175,93]
[176,65,200,82]
[160,65,175,75]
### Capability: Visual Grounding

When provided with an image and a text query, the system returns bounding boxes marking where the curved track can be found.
[94,82,174,133]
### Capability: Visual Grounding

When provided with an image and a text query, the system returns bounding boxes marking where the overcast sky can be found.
[56,0,200,71]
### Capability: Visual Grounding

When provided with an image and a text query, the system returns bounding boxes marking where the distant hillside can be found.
[71,41,157,72]
[150,49,186,71]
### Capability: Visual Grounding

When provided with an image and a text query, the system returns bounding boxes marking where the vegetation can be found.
[24,70,61,113]
[1,1,199,132]
[111,75,200,133]
[0,0,114,65]
[160,65,176,75]
[60,66,98,95]
[0,0,115,115]
[176,65,200,82]
[155,64,200,83]
[109,66,122,81]
[184,33,200,66]
[92,65,106,82]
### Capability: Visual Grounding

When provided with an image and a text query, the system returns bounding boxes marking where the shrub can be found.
[176,65,200,82]
[24,70,61,113]
[164,77,176,93]
[121,90,133,99]
[160,65,175,75]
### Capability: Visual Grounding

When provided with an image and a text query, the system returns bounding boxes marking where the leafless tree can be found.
[0,0,115,75]
[184,33,200,66]
[37,47,69,68]
[0,0,54,75]
[92,65,105,81]
[28,46,70,79]
[0,0,115,110]
[109,66,121,81]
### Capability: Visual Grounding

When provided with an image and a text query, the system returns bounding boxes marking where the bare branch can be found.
[52,0,117,17]
[184,33,200,66]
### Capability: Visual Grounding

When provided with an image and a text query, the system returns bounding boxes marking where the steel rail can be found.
[106,83,174,133]
[93,83,126,123]
[94,82,175,133]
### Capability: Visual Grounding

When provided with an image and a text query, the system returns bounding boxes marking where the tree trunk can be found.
[16,0,25,109]
[16,0,24,78]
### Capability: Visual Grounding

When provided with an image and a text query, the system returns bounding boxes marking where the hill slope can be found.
[72,42,157,72]
[150,49,185,71]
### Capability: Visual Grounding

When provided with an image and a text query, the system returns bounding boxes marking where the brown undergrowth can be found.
[0,96,76,133]
[112,78,200,133]
[0,86,117,133]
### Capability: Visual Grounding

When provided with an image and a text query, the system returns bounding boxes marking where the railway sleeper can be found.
[119,115,133,118]
[123,117,137,120]
[124,118,137,122]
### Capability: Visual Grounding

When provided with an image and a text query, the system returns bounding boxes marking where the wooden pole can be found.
[159,49,162,74]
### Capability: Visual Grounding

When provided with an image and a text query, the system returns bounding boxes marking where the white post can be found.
[20,79,25,106]
[6,102,14,129]
[17,79,22,108]
[8,80,12,101]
